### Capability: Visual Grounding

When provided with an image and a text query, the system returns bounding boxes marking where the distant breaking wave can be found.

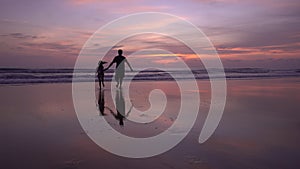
[0,68,299,85]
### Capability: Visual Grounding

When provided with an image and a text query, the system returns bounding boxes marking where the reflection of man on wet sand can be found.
[104,49,133,88]
[107,89,133,126]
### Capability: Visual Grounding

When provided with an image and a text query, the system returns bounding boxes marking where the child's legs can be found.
[98,76,101,87]
[101,76,105,86]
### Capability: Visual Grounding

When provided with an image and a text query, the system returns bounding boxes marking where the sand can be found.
[0,78,299,169]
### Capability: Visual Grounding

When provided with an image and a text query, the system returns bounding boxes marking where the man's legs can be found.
[116,78,120,87]
[115,71,124,88]
[115,73,119,87]
[119,77,123,88]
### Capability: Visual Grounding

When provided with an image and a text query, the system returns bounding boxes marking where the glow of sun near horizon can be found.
[0,0,299,69]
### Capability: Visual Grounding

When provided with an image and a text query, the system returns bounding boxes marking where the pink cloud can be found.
[71,0,135,5]
[110,5,171,14]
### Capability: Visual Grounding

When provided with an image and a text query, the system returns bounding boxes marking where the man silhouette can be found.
[105,49,133,88]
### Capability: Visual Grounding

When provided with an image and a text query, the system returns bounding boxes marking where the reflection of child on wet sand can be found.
[97,89,106,116]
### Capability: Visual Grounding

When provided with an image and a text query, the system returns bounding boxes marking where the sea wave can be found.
[0,68,299,85]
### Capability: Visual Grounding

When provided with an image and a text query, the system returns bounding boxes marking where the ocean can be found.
[0,68,299,84]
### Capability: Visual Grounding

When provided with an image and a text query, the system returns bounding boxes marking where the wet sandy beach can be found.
[0,78,299,169]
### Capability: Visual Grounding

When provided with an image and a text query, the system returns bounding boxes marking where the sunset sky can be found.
[0,0,299,69]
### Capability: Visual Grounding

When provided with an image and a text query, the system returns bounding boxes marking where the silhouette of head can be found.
[98,60,107,65]
[118,49,123,55]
